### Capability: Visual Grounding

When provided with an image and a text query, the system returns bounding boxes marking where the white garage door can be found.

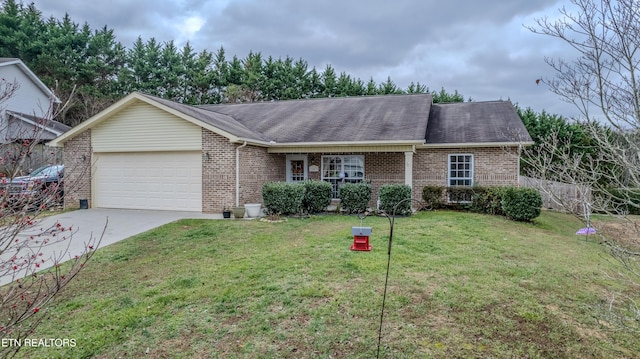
[94,152,202,211]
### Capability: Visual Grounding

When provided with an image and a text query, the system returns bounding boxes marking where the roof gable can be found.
[140,94,269,142]
[48,92,260,147]
[0,58,59,103]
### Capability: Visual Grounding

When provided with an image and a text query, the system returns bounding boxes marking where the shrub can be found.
[422,186,445,209]
[303,180,333,214]
[261,182,305,215]
[446,186,475,210]
[338,182,371,214]
[379,184,412,215]
[471,187,505,216]
[501,187,542,221]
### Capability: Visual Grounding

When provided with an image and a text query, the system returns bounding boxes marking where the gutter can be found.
[235,141,247,207]
[264,139,426,147]
[417,141,535,149]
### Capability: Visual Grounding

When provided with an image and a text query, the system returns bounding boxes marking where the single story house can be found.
[48,92,533,212]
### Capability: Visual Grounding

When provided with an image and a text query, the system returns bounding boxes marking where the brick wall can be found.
[202,129,236,213]
[270,148,519,209]
[201,129,285,212]
[366,152,405,206]
[238,146,285,205]
[413,146,520,194]
[62,130,92,209]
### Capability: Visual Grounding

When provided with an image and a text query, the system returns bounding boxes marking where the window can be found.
[449,154,473,186]
[321,155,364,198]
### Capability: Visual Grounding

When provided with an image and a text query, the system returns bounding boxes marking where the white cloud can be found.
[174,15,206,46]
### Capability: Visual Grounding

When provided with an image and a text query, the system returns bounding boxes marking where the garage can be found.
[93,152,202,211]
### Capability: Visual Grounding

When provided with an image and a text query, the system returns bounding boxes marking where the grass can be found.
[13,210,640,358]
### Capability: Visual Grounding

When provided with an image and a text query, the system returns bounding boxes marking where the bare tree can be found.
[0,77,100,358]
[526,0,640,332]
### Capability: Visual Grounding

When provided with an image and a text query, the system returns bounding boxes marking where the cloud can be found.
[27,0,578,117]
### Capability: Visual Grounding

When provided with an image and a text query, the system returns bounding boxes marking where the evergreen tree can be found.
[378,76,402,95]
[321,64,337,97]
[0,0,473,124]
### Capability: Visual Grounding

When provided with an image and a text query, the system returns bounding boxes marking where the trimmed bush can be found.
[501,187,543,221]
[379,184,412,215]
[261,182,305,215]
[446,186,475,210]
[471,187,505,216]
[422,186,445,209]
[338,182,371,214]
[303,180,333,214]
[447,186,475,203]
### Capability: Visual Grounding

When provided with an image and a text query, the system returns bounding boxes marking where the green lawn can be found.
[15,210,639,358]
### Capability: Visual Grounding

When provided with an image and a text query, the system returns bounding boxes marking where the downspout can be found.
[235,141,247,207]
[517,143,522,187]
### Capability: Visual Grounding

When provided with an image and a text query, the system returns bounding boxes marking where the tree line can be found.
[0,0,603,178]
[0,0,467,126]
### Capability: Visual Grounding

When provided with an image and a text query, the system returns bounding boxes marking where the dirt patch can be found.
[595,219,640,251]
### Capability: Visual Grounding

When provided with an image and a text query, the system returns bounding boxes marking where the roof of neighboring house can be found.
[426,101,532,145]
[48,91,533,148]
[7,111,71,137]
[197,94,432,143]
[0,58,60,103]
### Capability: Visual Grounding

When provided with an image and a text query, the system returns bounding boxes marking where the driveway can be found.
[1,209,222,285]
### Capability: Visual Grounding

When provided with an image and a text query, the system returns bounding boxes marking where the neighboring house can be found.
[0,58,69,174]
[48,91,533,213]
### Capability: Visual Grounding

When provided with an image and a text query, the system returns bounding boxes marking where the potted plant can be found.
[232,206,245,219]
[222,205,231,219]
[244,203,262,218]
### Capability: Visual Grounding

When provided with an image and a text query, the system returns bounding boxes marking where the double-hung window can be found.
[449,154,473,186]
[321,155,364,198]
[448,154,474,202]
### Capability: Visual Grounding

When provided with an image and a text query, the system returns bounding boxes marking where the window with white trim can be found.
[321,155,365,198]
[449,154,473,186]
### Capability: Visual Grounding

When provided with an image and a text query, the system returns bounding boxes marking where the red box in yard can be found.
[351,227,372,251]
[351,236,372,251]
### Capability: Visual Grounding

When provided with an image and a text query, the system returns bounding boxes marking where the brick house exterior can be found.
[50,92,532,213]
[61,130,91,209]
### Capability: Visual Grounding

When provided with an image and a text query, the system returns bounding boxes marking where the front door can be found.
[286,155,308,182]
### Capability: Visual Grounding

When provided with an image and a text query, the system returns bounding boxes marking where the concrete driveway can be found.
[1,209,222,285]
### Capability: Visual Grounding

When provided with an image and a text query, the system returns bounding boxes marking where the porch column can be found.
[404,151,413,189]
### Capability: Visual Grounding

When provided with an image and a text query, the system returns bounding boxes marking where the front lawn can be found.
[15,211,639,358]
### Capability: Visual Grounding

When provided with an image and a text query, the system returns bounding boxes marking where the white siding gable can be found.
[1,63,52,118]
[92,101,202,152]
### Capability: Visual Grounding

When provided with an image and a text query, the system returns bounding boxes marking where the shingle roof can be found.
[7,111,71,134]
[50,92,532,147]
[198,94,432,143]
[0,58,18,64]
[426,101,532,144]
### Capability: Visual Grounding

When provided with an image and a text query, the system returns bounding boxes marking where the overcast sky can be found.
[28,0,581,118]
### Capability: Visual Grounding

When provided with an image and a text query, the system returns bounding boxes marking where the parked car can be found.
[5,165,64,209]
